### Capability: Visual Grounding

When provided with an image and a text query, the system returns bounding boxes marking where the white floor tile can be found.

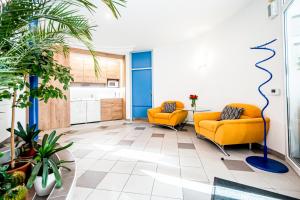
[72,187,93,200]
[97,173,129,191]
[77,158,97,170]
[119,192,151,200]
[157,165,180,177]
[56,121,300,200]
[86,189,120,200]
[103,153,121,161]
[133,162,157,175]
[110,161,136,174]
[85,150,106,159]
[123,175,155,195]
[180,166,209,182]
[88,160,116,172]
[179,149,198,158]
[152,180,183,199]
[180,157,202,167]
[151,196,181,200]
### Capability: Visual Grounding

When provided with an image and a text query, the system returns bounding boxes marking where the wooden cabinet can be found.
[69,49,122,84]
[69,52,84,82]
[101,98,123,121]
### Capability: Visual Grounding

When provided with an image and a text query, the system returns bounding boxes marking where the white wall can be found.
[152,1,287,154]
[0,100,26,143]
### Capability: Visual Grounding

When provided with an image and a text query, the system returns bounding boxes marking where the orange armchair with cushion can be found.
[148,101,188,131]
[194,103,270,155]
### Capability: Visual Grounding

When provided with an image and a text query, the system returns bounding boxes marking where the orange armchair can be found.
[148,101,188,131]
[194,103,270,155]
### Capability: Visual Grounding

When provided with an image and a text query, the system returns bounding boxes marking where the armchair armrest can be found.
[147,107,162,117]
[169,110,184,119]
[219,117,270,125]
[194,112,221,122]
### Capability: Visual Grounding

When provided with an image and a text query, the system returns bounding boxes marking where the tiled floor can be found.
[56,121,300,200]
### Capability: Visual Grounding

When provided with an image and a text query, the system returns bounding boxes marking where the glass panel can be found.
[286,0,300,166]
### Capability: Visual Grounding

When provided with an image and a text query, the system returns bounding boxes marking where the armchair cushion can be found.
[163,102,176,113]
[220,106,244,120]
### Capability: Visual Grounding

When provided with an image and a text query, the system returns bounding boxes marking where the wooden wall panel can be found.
[38,53,70,131]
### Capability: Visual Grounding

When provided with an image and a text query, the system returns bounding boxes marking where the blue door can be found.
[132,51,152,119]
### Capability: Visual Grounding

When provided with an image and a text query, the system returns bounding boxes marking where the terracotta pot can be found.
[6,161,32,176]
[19,148,37,159]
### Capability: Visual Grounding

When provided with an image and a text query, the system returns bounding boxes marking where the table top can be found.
[184,108,211,112]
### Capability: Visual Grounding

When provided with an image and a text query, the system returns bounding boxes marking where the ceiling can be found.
[76,0,252,52]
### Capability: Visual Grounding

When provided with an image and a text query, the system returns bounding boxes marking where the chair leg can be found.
[214,143,230,156]
[249,143,252,150]
[167,125,178,132]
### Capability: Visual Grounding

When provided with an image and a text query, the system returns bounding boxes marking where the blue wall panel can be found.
[131,51,152,119]
[132,51,152,69]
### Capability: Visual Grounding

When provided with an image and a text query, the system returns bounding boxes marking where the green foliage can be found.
[10,172,26,187]
[0,0,126,108]
[3,185,28,200]
[0,165,12,199]
[7,122,40,149]
[0,153,26,200]
[26,131,73,189]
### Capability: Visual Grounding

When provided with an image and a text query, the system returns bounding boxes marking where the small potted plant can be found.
[189,94,198,110]
[7,122,40,159]
[26,131,73,196]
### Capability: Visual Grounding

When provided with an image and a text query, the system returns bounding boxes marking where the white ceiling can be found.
[77,0,252,51]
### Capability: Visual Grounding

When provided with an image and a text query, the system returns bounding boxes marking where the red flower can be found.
[189,94,198,100]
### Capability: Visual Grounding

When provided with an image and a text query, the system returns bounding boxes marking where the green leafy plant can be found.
[0,152,26,200]
[26,131,73,189]
[0,0,125,169]
[3,185,28,200]
[6,122,40,156]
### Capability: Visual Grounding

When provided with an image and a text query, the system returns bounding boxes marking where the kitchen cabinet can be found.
[70,100,102,124]
[70,52,84,82]
[101,98,123,121]
[87,100,101,123]
[70,100,87,124]
[69,49,122,84]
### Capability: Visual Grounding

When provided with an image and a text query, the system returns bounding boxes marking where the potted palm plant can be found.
[26,131,73,196]
[0,0,125,175]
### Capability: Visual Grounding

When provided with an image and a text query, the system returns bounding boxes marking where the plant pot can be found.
[6,161,31,176]
[19,148,37,159]
[34,172,56,196]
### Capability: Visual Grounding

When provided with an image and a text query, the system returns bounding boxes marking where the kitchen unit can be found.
[70,98,123,124]
[35,48,126,129]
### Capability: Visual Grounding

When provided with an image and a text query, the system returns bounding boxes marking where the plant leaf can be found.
[26,162,42,189]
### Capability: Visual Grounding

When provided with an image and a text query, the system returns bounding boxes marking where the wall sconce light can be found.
[267,0,279,20]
